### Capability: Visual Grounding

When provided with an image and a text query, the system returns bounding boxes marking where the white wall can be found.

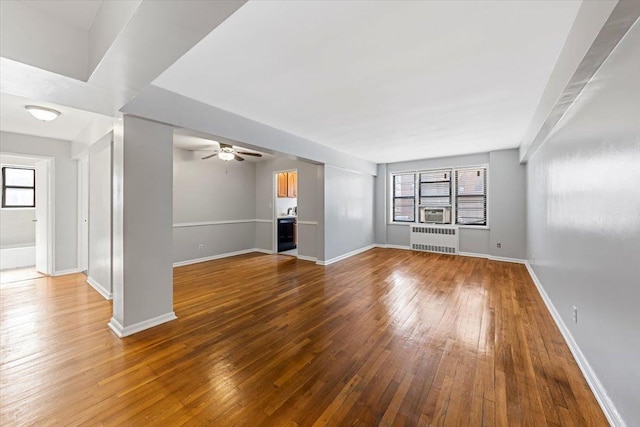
[255,157,323,260]
[323,165,375,262]
[378,149,526,259]
[173,147,257,263]
[0,132,78,272]
[88,134,112,298]
[526,20,640,427]
[276,196,297,217]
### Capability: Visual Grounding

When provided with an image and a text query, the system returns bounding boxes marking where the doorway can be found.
[273,169,298,256]
[0,153,54,282]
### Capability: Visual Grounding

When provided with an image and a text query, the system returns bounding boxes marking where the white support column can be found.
[109,116,175,337]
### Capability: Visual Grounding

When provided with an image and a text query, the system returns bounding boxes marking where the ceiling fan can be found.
[201,143,263,162]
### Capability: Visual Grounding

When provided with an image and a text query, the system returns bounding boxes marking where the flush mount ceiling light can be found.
[25,105,61,121]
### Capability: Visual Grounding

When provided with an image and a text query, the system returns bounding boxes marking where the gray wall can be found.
[111,116,174,329]
[526,20,640,426]
[489,149,526,259]
[0,155,36,249]
[173,147,256,263]
[255,157,323,260]
[378,149,526,259]
[0,132,78,272]
[88,134,112,296]
[323,165,375,262]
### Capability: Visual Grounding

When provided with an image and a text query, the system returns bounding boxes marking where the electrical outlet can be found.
[496,243,501,248]
[572,306,578,323]
[198,244,204,251]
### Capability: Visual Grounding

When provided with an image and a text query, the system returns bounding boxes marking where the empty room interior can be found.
[0,0,638,426]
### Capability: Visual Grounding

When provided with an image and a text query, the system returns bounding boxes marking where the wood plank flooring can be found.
[0,249,608,426]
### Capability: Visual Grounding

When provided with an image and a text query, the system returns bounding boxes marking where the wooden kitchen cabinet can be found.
[277,172,298,198]
[287,172,297,197]
[277,172,288,197]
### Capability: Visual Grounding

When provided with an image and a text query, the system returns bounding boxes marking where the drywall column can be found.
[374,163,387,246]
[109,116,175,337]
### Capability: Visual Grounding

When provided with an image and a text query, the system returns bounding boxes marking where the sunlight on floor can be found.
[0,266,47,285]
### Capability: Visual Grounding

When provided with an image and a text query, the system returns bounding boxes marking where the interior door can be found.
[78,157,89,272]
[35,160,49,274]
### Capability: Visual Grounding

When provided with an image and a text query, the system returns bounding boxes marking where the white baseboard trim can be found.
[53,268,83,276]
[296,254,317,262]
[108,312,177,338]
[86,276,112,300]
[375,244,411,250]
[317,244,375,266]
[173,248,272,267]
[524,262,624,427]
[253,248,274,255]
[458,251,526,264]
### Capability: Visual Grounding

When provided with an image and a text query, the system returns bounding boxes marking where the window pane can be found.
[455,167,486,225]
[457,196,486,224]
[420,182,450,197]
[420,170,450,182]
[394,174,415,197]
[4,168,34,187]
[456,169,485,195]
[393,198,415,222]
[420,196,451,207]
[4,188,35,207]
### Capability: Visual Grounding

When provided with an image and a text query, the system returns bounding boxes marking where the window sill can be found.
[0,207,36,211]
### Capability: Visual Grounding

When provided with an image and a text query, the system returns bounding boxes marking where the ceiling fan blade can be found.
[236,151,262,157]
[234,154,245,161]
[201,153,219,160]
[219,142,233,149]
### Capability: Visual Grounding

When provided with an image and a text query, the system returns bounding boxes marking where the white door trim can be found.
[2,151,55,275]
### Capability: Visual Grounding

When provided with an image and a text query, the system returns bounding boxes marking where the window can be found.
[2,167,35,208]
[392,173,415,222]
[419,170,451,207]
[391,166,487,226]
[455,167,487,225]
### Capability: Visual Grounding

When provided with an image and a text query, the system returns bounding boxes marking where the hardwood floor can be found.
[0,267,46,285]
[0,249,607,426]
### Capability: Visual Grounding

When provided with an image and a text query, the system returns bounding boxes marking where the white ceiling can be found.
[20,0,103,32]
[0,92,113,142]
[154,0,582,164]
[173,128,271,162]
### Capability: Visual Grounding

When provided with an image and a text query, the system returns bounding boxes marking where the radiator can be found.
[409,225,459,254]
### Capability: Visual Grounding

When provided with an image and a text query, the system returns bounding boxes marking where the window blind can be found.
[419,170,451,207]
[393,173,415,222]
[455,168,486,225]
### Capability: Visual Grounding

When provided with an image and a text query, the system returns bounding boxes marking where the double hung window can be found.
[2,167,35,208]
[392,173,415,222]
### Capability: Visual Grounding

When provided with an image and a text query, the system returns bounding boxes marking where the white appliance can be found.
[419,207,451,224]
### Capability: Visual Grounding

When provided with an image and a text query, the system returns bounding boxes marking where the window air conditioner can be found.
[419,207,451,224]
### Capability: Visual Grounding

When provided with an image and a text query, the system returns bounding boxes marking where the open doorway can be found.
[0,153,54,284]
[273,169,298,256]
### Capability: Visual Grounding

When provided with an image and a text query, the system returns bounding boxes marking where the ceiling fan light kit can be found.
[201,142,263,162]
[218,151,235,161]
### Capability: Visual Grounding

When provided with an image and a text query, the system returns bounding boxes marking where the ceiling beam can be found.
[519,0,640,162]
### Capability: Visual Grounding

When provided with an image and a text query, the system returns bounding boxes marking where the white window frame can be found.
[389,164,489,229]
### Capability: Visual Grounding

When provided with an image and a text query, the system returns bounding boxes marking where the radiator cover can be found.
[410,225,459,254]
